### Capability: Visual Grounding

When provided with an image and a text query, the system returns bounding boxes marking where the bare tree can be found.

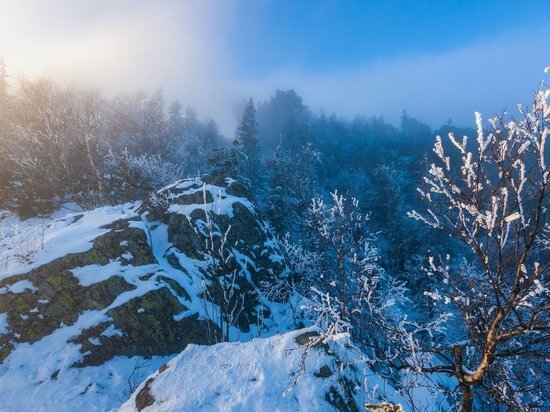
[197,185,246,343]
[308,191,378,319]
[4,80,109,213]
[407,81,549,410]
[73,90,107,209]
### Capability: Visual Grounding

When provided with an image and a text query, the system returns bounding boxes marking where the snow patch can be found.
[0,312,8,334]
[0,203,138,280]
[121,251,133,261]
[0,279,38,294]
[119,329,407,412]
[101,324,124,338]
[70,261,158,287]
[165,180,256,219]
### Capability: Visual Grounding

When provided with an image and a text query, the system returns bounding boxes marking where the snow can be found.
[504,211,521,223]
[0,312,8,334]
[89,337,101,346]
[172,177,202,191]
[0,296,172,412]
[0,233,172,412]
[0,203,138,281]
[164,179,256,219]
[100,324,123,338]
[0,178,411,411]
[0,178,284,411]
[70,261,158,287]
[0,279,37,294]
[0,352,171,412]
[119,328,407,412]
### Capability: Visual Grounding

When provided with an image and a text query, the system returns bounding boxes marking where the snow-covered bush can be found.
[307,191,379,319]
[287,192,411,363]
[265,142,321,236]
[0,218,47,270]
[262,234,320,300]
[104,149,183,202]
[190,185,247,343]
[282,190,464,410]
[127,153,183,191]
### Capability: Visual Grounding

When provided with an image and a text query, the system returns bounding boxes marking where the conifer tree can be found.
[234,98,261,188]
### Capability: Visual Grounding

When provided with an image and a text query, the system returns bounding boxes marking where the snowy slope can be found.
[0,177,285,412]
[120,328,408,412]
[0,177,415,412]
[0,203,137,280]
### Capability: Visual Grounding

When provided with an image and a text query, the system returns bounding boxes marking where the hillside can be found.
[0,175,469,411]
[0,177,286,411]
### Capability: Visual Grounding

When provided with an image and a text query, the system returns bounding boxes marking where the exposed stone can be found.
[134,378,156,411]
[315,365,333,378]
[0,177,281,370]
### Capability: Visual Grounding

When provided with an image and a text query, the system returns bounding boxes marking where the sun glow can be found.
[0,1,214,93]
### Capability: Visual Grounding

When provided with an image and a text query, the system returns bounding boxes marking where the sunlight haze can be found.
[1,0,548,134]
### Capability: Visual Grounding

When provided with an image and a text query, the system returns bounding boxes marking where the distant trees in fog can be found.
[0,79,222,216]
[233,98,261,190]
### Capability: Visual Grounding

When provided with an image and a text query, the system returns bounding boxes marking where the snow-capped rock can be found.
[0,177,283,411]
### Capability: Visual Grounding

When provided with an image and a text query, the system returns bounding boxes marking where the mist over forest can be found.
[0,2,548,411]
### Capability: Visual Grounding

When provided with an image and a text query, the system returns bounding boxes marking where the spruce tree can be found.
[234,98,261,188]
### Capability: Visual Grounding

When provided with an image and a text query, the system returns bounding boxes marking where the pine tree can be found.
[234,98,261,188]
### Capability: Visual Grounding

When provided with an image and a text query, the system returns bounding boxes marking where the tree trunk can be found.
[461,384,474,412]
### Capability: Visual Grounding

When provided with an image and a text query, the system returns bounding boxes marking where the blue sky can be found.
[230,0,548,76]
[0,0,548,134]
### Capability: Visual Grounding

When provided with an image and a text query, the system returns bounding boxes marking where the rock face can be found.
[0,177,283,411]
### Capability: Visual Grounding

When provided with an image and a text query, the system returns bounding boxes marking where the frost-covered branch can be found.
[408,80,549,410]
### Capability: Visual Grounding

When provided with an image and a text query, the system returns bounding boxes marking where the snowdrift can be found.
[120,328,406,412]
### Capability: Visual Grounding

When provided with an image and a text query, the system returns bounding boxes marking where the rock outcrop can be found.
[0,177,283,411]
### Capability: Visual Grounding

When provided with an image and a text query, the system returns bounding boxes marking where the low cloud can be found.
[239,26,550,131]
[1,1,548,136]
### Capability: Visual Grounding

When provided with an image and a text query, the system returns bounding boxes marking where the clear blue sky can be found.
[229,0,549,76]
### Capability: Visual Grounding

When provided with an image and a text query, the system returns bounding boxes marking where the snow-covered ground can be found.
[0,203,138,280]
[0,179,296,411]
[0,179,439,411]
[0,352,171,412]
[119,328,408,412]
